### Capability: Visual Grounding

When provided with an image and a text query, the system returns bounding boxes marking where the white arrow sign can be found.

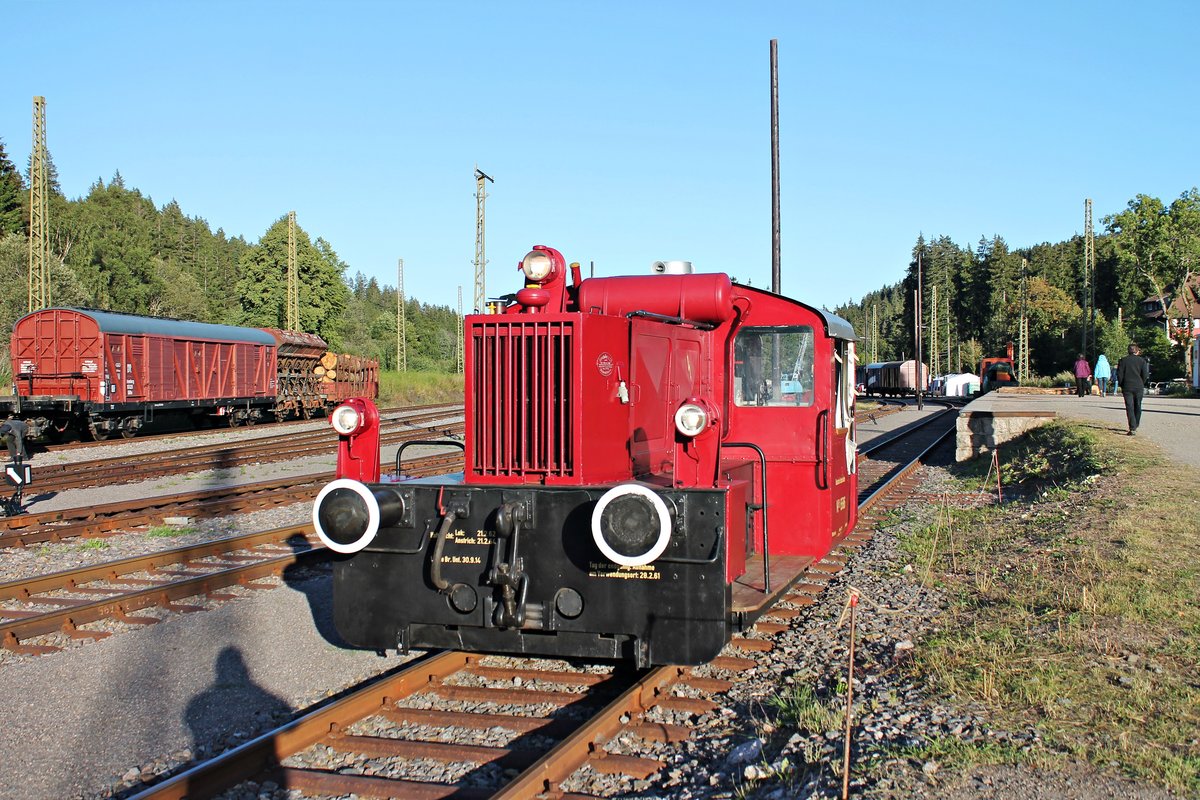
[4,464,30,486]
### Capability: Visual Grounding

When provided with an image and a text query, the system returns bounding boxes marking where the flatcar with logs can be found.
[3,307,378,440]
[312,245,859,667]
[860,359,928,397]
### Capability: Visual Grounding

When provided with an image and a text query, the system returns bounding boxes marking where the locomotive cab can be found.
[313,245,857,667]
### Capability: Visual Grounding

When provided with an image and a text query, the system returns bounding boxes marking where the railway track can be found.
[0,452,468,548]
[34,403,461,454]
[0,525,320,656]
[24,409,463,494]
[124,404,962,799]
[0,452,464,653]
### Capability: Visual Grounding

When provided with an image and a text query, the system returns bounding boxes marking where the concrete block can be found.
[956,410,1056,462]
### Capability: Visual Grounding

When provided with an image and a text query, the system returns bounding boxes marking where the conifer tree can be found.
[0,138,25,236]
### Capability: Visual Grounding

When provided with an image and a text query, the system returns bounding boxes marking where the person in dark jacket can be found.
[0,419,29,461]
[1116,344,1150,435]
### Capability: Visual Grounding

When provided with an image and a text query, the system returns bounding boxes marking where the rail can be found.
[122,407,963,799]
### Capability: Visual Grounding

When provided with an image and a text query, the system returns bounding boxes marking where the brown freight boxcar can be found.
[11,308,277,439]
[7,308,379,441]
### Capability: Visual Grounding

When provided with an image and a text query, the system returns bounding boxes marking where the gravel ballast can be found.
[0,403,960,800]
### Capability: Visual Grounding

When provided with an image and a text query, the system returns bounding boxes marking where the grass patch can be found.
[897,421,1200,793]
[147,525,195,538]
[79,538,109,551]
[892,735,1037,771]
[767,684,842,735]
[951,421,1113,491]
[379,370,463,407]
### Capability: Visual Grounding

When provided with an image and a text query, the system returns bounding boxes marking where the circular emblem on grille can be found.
[596,352,614,377]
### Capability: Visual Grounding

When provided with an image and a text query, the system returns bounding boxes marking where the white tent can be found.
[943,373,981,397]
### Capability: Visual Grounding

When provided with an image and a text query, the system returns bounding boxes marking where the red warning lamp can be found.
[330,398,380,483]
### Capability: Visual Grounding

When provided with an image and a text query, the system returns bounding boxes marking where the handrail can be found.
[625,310,717,331]
[720,441,770,593]
[816,409,830,490]
[396,439,464,475]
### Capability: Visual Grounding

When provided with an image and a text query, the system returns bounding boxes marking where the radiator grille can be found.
[471,319,574,479]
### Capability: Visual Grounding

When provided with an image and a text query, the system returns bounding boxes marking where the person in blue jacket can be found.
[1094,353,1112,396]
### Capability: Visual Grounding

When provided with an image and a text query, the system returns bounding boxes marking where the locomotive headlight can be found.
[330,403,362,435]
[591,483,673,567]
[520,250,555,283]
[674,401,710,437]
[313,478,381,554]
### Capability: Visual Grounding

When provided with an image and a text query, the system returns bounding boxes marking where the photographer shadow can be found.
[280,532,348,647]
[185,646,291,761]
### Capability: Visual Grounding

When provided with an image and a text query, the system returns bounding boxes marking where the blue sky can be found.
[4,1,1198,313]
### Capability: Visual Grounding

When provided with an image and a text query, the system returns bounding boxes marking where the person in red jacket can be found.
[1073,353,1092,398]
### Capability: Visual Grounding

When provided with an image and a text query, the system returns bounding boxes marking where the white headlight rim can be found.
[522,250,554,282]
[674,402,709,437]
[590,483,672,567]
[313,478,380,554]
[330,404,362,435]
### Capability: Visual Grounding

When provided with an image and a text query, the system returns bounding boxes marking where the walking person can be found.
[1073,353,1092,398]
[1094,353,1112,396]
[1116,344,1150,435]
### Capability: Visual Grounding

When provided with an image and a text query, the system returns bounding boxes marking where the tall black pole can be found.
[770,39,781,295]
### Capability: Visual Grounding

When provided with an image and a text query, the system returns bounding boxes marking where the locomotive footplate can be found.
[329,482,731,667]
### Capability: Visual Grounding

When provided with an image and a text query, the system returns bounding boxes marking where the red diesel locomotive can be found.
[313,245,858,666]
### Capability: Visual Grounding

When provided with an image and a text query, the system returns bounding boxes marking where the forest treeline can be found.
[833,190,1200,381]
[0,137,460,373]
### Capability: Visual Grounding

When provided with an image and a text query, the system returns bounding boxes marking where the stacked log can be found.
[316,352,374,384]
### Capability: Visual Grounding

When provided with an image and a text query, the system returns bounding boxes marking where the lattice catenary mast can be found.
[1082,198,1095,356]
[287,211,299,330]
[28,96,49,312]
[397,258,407,372]
[946,292,952,373]
[456,286,465,374]
[473,167,494,314]
[1018,258,1031,382]
[930,284,940,376]
[871,304,879,363]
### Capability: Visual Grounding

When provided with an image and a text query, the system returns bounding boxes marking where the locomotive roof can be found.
[33,308,277,345]
[816,309,855,341]
[732,283,856,341]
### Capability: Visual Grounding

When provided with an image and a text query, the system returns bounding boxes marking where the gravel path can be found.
[977,392,1200,469]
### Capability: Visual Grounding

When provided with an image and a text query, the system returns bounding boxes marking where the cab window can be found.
[733,326,815,407]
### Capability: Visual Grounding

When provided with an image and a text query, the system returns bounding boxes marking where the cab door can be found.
[725,325,826,557]
[827,339,857,538]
